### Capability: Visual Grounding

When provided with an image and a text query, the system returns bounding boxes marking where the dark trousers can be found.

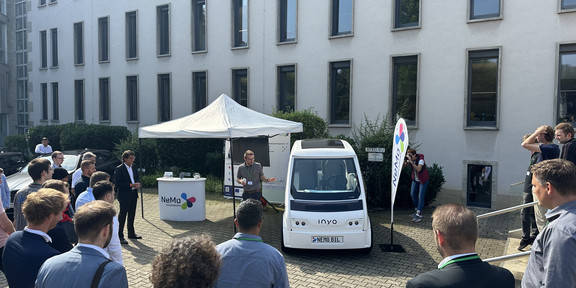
[118,191,138,238]
[521,192,539,241]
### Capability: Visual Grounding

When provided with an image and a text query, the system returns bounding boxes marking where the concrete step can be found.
[501,228,530,285]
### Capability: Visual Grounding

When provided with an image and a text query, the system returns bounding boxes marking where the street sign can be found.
[365,147,385,153]
[368,152,384,162]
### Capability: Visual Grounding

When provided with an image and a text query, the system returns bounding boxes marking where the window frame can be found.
[391,54,419,127]
[556,43,576,124]
[277,64,296,112]
[99,77,111,122]
[98,16,110,63]
[51,82,59,122]
[191,0,207,53]
[125,11,138,60]
[157,4,171,56]
[73,22,84,66]
[392,0,421,30]
[126,75,139,123]
[232,68,249,107]
[40,30,47,69]
[232,0,249,48]
[330,0,354,38]
[560,0,576,12]
[157,73,172,122]
[50,28,58,67]
[74,79,85,122]
[192,71,208,112]
[278,0,297,44]
[465,48,501,129]
[0,23,6,64]
[41,83,48,121]
[329,60,352,126]
[468,0,502,22]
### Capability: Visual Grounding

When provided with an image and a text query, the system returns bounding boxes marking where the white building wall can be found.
[27,0,576,208]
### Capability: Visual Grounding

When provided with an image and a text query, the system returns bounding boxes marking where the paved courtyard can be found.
[0,189,517,287]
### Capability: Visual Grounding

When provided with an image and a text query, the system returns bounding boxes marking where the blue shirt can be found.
[1,173,9,209]
[75,188,95,211]
[214,232,289,288]
[522,200,576,287]
[538,143,560,162]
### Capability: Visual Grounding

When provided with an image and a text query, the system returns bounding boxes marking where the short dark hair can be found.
[92,181,114,200]
[52,167,69,181]
[28,158,51,181]
[90,171,110,187]
[532,159,576,196]
[80,160,95,172]
[42,179,69,195]
[236,199,263,231]
[74,200,115,241]
[432,204,478,251]
[150,234,221,288]
[51,151,63,160]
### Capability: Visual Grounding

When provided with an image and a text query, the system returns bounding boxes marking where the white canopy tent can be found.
[138,94,303,224]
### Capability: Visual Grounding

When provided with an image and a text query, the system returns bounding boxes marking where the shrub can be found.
[27,123,131,152]
[156,138,224,177]
[4,134,29,154]
[273,108,330,148]
[114,132,159,173]
[351,115,445,209]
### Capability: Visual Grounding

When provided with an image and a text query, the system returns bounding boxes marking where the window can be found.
[192,0,207,52]
[232,69,248,107]
[278,0,296,43]
[192,71,207,112]
[331,0,353,36]
[157,5,170,56]
[394,0,419,29]
[329,61,351,125]
[562,0,576,10]
[557,44,576,123]
[50,28,58,67]
[75,79,85,121]
[51,82,59,121]
[98,17,109,62]
[0,0,5,15]
[39,0,46,6]
[74,22,84,65]
[277,65,296,112]
[0,23,5,64]
[392,55,418,126]
[467,49,499,127]
[158,74,171,122]
[126,11,138,59]
[469,0,501,20]
[232,0,248,47]
[466,163,493,208]
[99,78,110,122]
[126,76,139,122]
[41,83,48,121]
[40,30,47,68]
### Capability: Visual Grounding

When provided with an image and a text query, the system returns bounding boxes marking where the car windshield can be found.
[290,157,360,200]
[20,154,80,173]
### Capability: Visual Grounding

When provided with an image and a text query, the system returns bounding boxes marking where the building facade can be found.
[27,0,576,208]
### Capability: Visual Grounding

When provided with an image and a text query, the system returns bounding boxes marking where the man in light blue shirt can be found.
[75,171,110,211]
[0,170,9,210]
[214,199,289,288]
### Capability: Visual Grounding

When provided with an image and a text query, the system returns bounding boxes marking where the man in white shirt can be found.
[90,181,123,264]
[35,137,53,154]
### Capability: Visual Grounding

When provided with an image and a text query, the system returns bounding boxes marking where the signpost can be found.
[366,147,385,162]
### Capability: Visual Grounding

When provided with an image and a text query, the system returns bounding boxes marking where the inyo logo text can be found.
[180,193,196,210]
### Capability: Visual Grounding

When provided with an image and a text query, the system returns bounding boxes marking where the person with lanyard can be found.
[406,203,514,288]
[214,199,289,288]
[236,150,276,202]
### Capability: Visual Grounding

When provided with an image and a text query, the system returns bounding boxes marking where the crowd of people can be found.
[0,126,574,287]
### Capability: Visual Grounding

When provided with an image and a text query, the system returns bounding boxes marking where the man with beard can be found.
[35,200,128,288]
[406,204,514,288]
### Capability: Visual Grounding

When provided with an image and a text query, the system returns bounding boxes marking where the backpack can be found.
[411,154,429,183]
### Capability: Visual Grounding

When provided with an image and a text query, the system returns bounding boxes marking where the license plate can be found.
[311,236,343,243]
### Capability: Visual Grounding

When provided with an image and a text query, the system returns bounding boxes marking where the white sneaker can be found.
[412,214,422,223]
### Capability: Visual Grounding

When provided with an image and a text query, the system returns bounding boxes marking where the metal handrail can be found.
[476,201,540,263]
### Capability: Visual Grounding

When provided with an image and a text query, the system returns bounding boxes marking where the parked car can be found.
[0,152,27,176]
[5,149,122,220]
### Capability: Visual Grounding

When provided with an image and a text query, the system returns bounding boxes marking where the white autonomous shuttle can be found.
[281,139,372,253]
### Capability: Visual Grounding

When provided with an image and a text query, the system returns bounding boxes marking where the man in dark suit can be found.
[3,188,68,288]
[112,150,142,244]
[36,200,128,288]
[406,203,515,288]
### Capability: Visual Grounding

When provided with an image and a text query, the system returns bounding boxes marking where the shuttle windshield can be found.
[290,158,360,200]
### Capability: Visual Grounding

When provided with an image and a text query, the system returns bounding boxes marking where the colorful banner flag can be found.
[391,118,409,214]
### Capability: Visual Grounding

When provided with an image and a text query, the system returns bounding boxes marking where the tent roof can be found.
[138,94,303,139]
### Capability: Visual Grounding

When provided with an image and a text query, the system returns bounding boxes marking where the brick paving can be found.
[0,189,515,287]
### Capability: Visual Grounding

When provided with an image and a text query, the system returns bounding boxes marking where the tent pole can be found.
[230,138,237,233]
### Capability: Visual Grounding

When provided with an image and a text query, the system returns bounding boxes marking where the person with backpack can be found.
[405,148,430,223]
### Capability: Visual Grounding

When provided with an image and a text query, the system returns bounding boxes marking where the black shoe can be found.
[119,237,128,245]
[128,234,142,239]
[518,239,530,251]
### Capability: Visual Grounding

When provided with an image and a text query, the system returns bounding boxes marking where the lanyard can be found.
[233,237,263,242]
[438,255,480,270]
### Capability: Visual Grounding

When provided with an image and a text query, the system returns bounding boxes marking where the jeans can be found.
[410,180,429,212]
